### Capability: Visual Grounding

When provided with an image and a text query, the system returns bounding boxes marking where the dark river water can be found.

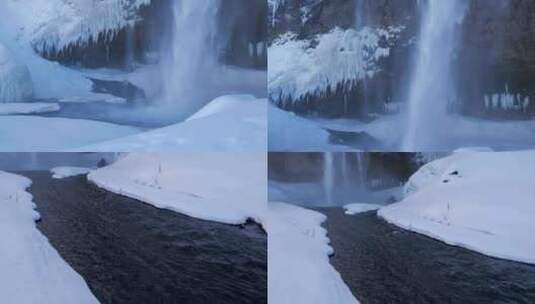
[317,208,535,304]
[21,171,267,304]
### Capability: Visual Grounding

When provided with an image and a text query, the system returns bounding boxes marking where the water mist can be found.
[403,0,468,150]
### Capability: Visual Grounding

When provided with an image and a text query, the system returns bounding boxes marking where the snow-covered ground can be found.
[267,202,358,304]
[0,102,60,115]
[0,171,98,303]
[0,116,140,152]
[344,203,382,215]
[379,151,535,264]
[269,104,354,151]
[0,95,266,152]
[78,95,267,152]
[271,109,535,151]
[51,166,92,179]
[88,153,267,225]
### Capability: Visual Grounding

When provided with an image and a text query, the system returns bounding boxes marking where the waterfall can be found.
[160,0,222,107]
[355,153,367,187]
[354,0,369,116]
[354,0,368,30]
[323,152,335,206]
[403,0,467,150]
[341,153,349,190]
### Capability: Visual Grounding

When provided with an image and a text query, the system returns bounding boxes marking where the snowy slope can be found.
[77,95,267,151]
[0,116,140,152]
[379,151,535,264]
[88,153,267,225]
[267,202,359,304]
[268,27,399,104]
[0,171,98,304]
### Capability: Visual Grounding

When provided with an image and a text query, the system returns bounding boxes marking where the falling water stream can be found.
[355,153,366,186]
[354,0,368,30]
[161,0,222,107]
[323,153,371,205]
[323,152,335,205]
[403,0,468,151]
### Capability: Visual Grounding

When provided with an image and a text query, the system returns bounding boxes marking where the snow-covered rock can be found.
[0,0,147,101]
[3,0,149,55]
[88,153,267,225]
[379,151,535,264]
[0,44,33,103]
[51,166,92,179]
[77,95,267,151]
[267,202,358,304]
[0,102,59,115]
[268,27,399,104]
[0,171,98,304]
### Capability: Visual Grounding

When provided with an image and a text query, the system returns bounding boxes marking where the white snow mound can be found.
[379,151,535,264]
[77,95,267,152]
[88,153,267,225]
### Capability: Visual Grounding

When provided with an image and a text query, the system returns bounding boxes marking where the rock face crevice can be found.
[270,0,535,119]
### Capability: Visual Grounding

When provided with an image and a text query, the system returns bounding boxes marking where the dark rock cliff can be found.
[270,0,535,119]
[41,0,267,70]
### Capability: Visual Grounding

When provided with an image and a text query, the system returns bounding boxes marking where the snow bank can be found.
[268,103,339,151]
[0,102,59,115]
[267,202,358,304]
[0,171,98,303]
[51,166,92,179]
[0,116,140,151]
[268,27,399,104]
[0,44,33,103]
[344,203,382,215]
[379,151,535,264]
[88,153,267,225]
[77,95,267,151]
